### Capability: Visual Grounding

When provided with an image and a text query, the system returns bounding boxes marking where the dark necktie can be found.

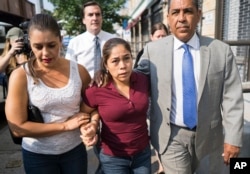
[182,44,197,129]
[94,36,101,72]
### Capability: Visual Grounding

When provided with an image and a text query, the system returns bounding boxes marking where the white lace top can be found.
[22,60,83,154]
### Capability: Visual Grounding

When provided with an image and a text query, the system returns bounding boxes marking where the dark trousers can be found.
[22,143,87,174]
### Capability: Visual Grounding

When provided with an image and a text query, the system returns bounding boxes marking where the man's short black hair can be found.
[82,1,102,18]
[168,0,200,12]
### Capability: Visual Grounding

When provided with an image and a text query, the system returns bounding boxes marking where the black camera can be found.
[16,21,31,55]
[15,36,30,55]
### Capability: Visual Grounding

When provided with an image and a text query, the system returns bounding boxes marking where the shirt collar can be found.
[85,30,103,41]
[174,33,200,50]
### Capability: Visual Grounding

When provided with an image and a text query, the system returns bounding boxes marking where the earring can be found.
[106,69,109,73]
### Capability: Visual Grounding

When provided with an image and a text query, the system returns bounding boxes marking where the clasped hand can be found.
[80,122,98,146]
[63,112,90,131]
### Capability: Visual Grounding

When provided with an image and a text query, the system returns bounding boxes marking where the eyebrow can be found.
[170,7,195,12]
[87,12,101,16]
[32,41,56,45]
[111,53,131,59]
[88,12,100,14]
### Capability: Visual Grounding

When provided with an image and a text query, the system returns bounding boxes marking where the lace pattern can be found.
[22,61,83,154]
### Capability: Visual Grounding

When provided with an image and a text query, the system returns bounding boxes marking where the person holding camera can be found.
[0,27,28,78]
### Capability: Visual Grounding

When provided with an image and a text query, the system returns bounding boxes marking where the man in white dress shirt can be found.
[66,1,115,78]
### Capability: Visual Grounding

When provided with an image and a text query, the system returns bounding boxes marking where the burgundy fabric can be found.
[83,72,150,157]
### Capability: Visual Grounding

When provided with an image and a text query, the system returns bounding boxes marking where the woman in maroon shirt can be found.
[80,38,151,173]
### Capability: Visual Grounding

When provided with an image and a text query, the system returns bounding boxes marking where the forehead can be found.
[169,0,196,10]
[29,29,58,41]
[111,44,128,52]
[84,5,101,14]
[154,29,167,35]
[108,45,129,56]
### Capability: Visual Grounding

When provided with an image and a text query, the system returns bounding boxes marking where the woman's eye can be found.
[35,46,43,50]
[112,60,118,63]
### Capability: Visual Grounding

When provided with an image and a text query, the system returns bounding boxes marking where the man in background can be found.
[66,1,115,78]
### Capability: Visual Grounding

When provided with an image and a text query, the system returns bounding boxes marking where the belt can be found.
[170,123,196,131]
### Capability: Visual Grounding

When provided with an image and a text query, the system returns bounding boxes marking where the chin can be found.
[177,34,191,42]
[93,27,100,31]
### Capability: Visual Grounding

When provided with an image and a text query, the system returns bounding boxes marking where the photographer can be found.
[0,27,28,78]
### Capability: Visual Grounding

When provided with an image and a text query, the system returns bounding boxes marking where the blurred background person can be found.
[0,27,29,98]
[0,27,28,77]
[66,1,115,78]
[134,22,169,69]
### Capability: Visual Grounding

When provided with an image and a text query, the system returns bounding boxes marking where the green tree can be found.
[48,0,127,35]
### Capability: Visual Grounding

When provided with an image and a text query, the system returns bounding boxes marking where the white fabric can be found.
[65,30,115,78]
[170,33,200,127]
[22,61,83,155]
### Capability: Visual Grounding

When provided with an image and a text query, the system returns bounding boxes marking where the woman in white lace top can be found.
[5,14,98,174]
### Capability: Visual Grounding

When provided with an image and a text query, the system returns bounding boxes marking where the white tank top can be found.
[22,60,83,154]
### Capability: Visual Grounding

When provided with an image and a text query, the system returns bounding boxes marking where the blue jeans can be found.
[99,145,151,174]
[22,143,87,174]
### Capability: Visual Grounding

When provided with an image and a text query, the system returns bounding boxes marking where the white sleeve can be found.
[65,39,76,62]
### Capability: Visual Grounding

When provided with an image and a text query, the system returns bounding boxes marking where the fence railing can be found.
[224,41,250,92]
[129,41,148,59]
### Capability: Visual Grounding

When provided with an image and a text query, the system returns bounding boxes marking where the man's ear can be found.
[82,18,86,25]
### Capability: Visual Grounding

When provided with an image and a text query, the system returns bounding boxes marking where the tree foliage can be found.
[48,0,127,35]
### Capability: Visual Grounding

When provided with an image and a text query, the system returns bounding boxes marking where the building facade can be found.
[0,0,35,52]
[126,0,250,82]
